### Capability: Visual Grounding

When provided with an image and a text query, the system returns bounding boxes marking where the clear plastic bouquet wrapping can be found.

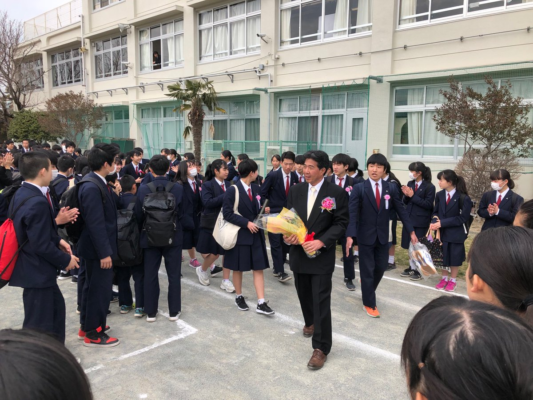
[408,242,439,280]
[254,208,320,258]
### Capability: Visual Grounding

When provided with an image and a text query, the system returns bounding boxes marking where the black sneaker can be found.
[210,266,223,277]
[83,326,120,348]
[57,271,70,280]
[272,271,280,277]
[235,295,249,311]
[410,270,422,281]
[386,263,397,271]
[278,272,292,283]
[256,302,275,315]
[354,255,359,264]
[344,278,356,291]
[400,268,414,278]
[71,275,78,284]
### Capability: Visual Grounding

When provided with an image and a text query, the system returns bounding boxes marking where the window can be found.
[93,0,123,10]
[199,1,261,62]
[399,0,533,27]
[139,19,184,72]
[280,0,372,48]
[51,49,82,87]
[97,107,130,139]
[94,35,128,79]
[140,104,186,157]
[21,59,44,90]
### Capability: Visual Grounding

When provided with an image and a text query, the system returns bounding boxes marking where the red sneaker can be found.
[78,325,111,340]
[83,326,119,347]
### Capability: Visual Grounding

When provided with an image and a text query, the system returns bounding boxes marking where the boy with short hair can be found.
[294,155,306,183]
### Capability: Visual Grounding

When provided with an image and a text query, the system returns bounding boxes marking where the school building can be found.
[20,0,533,196]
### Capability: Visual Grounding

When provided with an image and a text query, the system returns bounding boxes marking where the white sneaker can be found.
[196,266,210,286]
[220,280,235,293]
[146,314,157,322]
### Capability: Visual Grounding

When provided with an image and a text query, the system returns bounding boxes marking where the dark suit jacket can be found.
[346,179,414,245]
[222,181,262,246]
[287,180,349,275]
[118,192,136,210]
[9,183,70,289]
[477,190,523,230]
[226,162,238,182]
[51,174,70,200]
[326,175,354,193]
[134,177,183,248]
[260,169,299,213]
[140,172,157,186]
[432,190,473,243]
[122,162,143,180]
[77,172,118,260]
[168,159,180,181]
[178,178,202,231]
[402,180,436,228]
[200,179,226,216]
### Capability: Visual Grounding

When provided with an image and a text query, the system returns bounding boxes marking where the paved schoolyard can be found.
[1,249,466,400]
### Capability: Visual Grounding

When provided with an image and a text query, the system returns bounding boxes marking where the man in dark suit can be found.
[121,149,144,185]
[261,151,299,282]
[21,139,31,153]
[51,155,75,201]
[9,152,79,343]
[346,153,417,319]
[77,143,120,347]
[328,153,356,290]
[284,150,349,370]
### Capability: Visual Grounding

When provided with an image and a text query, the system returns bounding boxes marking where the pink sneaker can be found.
[189,258,201,268]
[445,280,457,292]
[435,278,448,290]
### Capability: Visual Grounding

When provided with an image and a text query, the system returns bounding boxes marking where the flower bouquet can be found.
[254,208,320,258]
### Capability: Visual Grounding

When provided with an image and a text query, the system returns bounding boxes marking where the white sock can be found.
[191,258,196,262]
[258,298,265,305]
[236,293,243,298]
[443,276,449,281]
[388,256,394,264]
[354,251,359,256]
[210,264,216,270]
[450,278,456,283]
[223,279,230,283]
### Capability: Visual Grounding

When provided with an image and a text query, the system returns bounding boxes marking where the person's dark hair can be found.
[437,169,468,195]
[205,159,227,181]
[75,147,82,155]
[281,151,295,162]
[83,150,91,157]
[0,329,93,400]
[75,156,89,175]
[114,157,122,166]
[176,160,190,184]
[61,139,68,145]
[221,150,235,164]
[133,147,144,155]
[161,148,170,155]
[6,139,14,145]
[169,149,178,158]
[468,226,533,327]
[19,152,50,180]
[194,159,202,169]
[149,155,170,176]
[57,155,75,173]
[331,153,351,166]
[120,175,135,193]
[13,152,22,168]
[366,153,388,168]
[34,149,58,168]
[237,153,249,162]
[303,150,329,171]
[105,173,118,184]
[42,142,51,149]
[183,152,195,161]
[401,296,533,400]
[117,152,126,161]
[489,168,515,190]
[143,162,151,173]
[238,159,258,178]
[295,155,305,165]
[88,143,119,172]
[22,139,29,144]
[65,141,75,149]
[517,199,533,229]
[348,157,364,177]
[271,154,281,163]
[408,161,432,182]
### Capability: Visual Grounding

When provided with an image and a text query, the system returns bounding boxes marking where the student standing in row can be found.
[221,150,237,182]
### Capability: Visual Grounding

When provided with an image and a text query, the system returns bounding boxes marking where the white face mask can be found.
[52,169,58,179]
[108,164,117,176]
[189,168,198,177]
[61,145,66,152]
[408,172,416,181]
[167,156,172,161]
[491,182,503,191]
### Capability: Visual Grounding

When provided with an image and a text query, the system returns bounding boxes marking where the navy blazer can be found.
[346,179,414,245]
[140,172,157,186]
[402,180,436,228]
[77,172,118,260]
[118,192,137,210]
[432,190,473,243]
[201,179,226,216]
[178,178,202,231]
[260,169,299,213]
[226,162,238,183]
[168,159,180,181]
[478,190,523,230]
[326,175,354,196]
[51,174,70,200]
[121,162,143,180]
[222,181,262,246]
[9,183,71,289]
[134,177,183,248]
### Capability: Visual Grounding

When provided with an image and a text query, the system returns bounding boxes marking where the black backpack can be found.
[0,182,22,205]
[459,194,475,236]
[143,182,176,247]
[113,197,142,267]
[59,177,106,245]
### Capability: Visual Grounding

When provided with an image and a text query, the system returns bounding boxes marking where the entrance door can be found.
[345,112,367,164]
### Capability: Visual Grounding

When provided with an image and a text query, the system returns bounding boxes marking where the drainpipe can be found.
[254,68,272,144]
[80,14,87,97]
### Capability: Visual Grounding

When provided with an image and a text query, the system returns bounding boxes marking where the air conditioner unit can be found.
[266,146,280,163]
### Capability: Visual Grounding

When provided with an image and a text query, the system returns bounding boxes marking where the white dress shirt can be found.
[335,174,347,187]
[494,188,509,216]
[369,178,382,199]
[445,188,456,203]
[188,178,197,193]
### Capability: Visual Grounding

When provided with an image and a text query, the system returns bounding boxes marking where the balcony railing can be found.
[23,0,82,41]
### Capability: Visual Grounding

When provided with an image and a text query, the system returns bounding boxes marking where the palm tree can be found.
[166,79,225,161]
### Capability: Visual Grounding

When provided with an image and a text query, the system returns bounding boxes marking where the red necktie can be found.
[46,190,53,209]
[415,183,419,192]
[446,193,451,205]
[135,165,139,176]
[221,184,225,192]
[338,177,343,187]
[192,182,196,194]
[300,176,303,183]
[375,183,381,209]
[248,188,253,202]
[496,195,502,206]
[285,175,290,196]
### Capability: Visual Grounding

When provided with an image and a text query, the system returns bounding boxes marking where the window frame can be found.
[50,48,83,88]
[93,35,128,80]
[21,59,44,91]
[93,0,124,12]
[138,18,185,73]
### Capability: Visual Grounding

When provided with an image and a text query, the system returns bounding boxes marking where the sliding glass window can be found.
[94,35,128,79]
[139,19,184,72]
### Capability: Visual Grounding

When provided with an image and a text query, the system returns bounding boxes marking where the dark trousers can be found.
[77,258,86,308]
[23,284,66,344]
[268,232,289,274]
[144,246,182,315]
[80,258,113,332]
[116,264,145,308]
[294,272,333,355]
[340,237,355,280]
[359,239,389,308]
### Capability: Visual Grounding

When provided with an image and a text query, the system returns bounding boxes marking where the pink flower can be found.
[345,187,352,193]
[320,197,337,213]
[256,195,261,201]
[199,187,202,191]
[384,195,390,200]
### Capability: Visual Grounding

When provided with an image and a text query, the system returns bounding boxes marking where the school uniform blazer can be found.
[179,178,202,231]
[9,184,71,289]
[326,175,354,194]
[134,177,183,248]
[121,162,143,180]
[222,181,262,246]
[260,169,299,213]
[346,180,414,245]
[402,180,436,228]
[477,190,523,230]
[51,175,70,200]
[118,192,136,210]
[226,162,238,183]
[432,190,473,243]
[77,172,118,260]
[287,180,349,275]
[352,176,365,186]
[168,159,180,181]
[200,179,226,216]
